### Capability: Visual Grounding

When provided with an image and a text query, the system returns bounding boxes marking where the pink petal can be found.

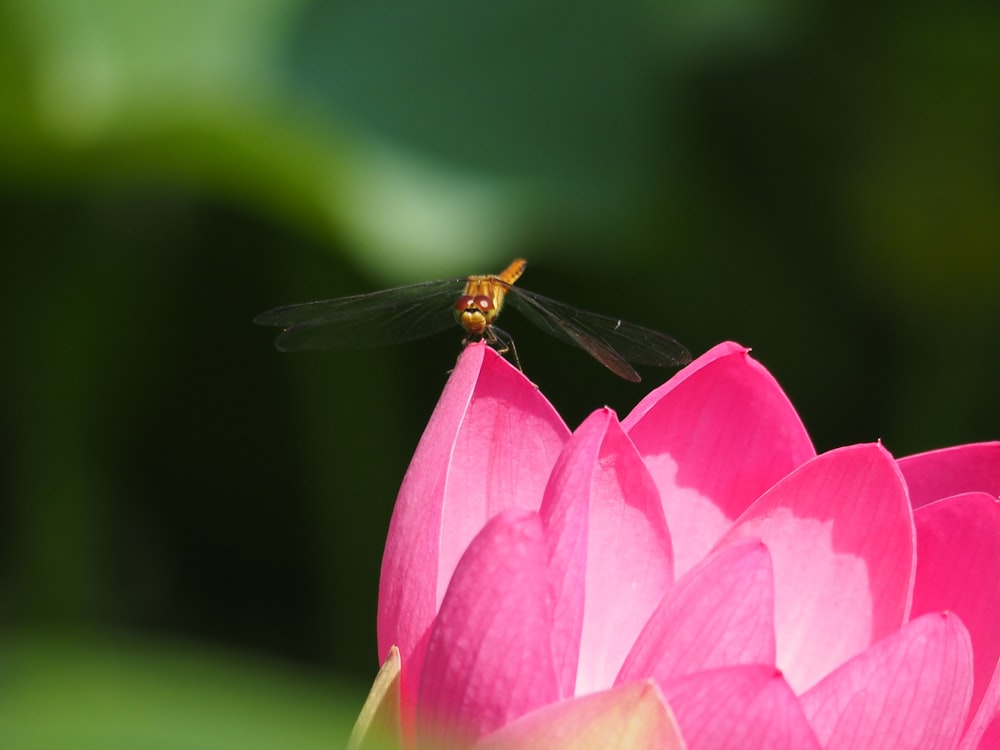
[623,342,815,576]
[898,442,1000,510]
[959,667,1000,750]
[418,509,560,748]
[540,408,674,696]
[967,707,1000,750]
[474,681,685,750]
[660,665,822,749]
[800,612,973,750]
[721,443,915,692]
[378,344,569,668]
[912,492,1000,744]
[617,539,776,685]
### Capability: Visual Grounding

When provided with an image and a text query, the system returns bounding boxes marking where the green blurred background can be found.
[1,0,998,746]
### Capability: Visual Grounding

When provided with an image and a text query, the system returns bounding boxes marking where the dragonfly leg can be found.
[483,326,522,372]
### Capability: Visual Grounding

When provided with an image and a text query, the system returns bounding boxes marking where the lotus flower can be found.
[350,341,1000,750]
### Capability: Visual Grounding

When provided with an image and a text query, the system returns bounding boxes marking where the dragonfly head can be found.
[454,294,496,336]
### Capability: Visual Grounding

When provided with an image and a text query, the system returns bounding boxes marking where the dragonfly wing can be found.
[255,278,464,351]
[503,286,691,381]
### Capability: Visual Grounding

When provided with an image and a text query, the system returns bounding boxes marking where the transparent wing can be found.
[254,278,466,351]
[502,285,691,381]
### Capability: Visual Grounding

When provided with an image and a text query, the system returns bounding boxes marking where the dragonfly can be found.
[254,258,691,382]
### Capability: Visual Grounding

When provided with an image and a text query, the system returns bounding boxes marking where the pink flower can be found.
[351,341,1000,750]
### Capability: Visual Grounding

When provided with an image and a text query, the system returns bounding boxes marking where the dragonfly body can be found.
[453,258,526,337]
[255,258,690,381]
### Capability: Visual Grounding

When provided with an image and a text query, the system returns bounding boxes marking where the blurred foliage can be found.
[1,0,999,746]
[0,629,358,748]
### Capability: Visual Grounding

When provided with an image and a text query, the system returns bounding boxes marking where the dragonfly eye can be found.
[454,295,495,314]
